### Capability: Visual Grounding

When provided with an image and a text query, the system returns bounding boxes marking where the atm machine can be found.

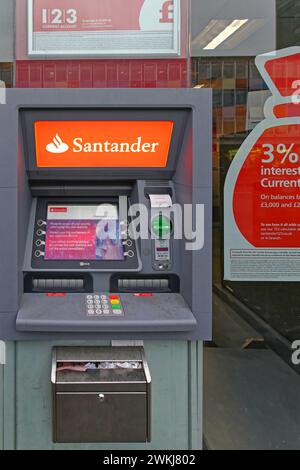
[0,89,212,450]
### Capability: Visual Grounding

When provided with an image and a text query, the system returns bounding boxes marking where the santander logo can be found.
[46,134,69,154]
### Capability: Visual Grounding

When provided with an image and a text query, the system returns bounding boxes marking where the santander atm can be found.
[0,89,212,449]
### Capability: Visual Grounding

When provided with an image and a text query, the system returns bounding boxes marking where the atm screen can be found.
[45,204,124,261]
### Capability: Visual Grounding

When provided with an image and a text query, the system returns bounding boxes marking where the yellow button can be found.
[111,299,120,305]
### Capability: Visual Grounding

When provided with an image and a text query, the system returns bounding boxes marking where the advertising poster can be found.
[28,0,180,56]
[224,47,300,281]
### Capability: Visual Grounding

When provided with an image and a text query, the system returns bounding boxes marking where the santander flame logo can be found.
[46,134,69,154]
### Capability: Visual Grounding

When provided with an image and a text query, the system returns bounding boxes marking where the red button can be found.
[46,293,66,297]
[109,295,119,300]
[134,293,153,297]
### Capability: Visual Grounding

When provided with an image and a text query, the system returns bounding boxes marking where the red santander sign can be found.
[34,120,174,168]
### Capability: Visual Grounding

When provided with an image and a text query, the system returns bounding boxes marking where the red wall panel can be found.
[16,59,190,89]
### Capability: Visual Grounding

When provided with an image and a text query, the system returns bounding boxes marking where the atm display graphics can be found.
[45,204,124,261]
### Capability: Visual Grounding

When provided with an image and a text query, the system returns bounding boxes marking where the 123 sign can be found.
[41,8,78,25]
[28,0,181,57]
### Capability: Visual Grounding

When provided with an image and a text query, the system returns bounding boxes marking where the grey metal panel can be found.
[0,106,17,187]
[192,188,212,333]
[16,293,197,333]
[0,0,14,62]
[0,313,202,341]
[173,93,212,339]
[6,88,209,107]
[0,189,18,313]
[0,89,212,341]
[17,129,32,307]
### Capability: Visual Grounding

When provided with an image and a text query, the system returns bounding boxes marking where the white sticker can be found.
[149,194,172,208]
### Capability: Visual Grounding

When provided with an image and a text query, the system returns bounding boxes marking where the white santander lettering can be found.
[151,143,159,152]
[119,142,130,153]
[73,137,83,152]
[110,143,119,153]
[71,137,160,154]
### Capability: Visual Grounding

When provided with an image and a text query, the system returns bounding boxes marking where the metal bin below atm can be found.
[51,346,151,443]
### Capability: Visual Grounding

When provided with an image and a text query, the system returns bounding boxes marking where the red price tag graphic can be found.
[233,125,300,247]
[224,47,300,281]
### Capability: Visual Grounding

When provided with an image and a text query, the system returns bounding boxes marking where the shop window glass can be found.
[192,0,300,341]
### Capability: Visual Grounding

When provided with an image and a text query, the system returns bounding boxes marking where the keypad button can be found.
[86,294,124,317]
[111,304,121,310]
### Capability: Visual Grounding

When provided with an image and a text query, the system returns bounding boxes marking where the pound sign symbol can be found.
[160,0,174,23]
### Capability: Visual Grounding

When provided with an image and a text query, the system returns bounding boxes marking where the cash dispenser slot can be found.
[24,273,93,293]
[111,274,180,293]
[52,346,151,443]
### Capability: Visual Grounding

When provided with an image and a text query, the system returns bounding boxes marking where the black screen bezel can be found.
[20,107,190,182]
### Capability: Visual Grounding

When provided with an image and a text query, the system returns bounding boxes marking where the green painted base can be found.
[0,341,202,450]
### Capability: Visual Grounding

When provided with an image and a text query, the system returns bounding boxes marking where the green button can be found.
[151,215,172,238]
[111,304,122,310]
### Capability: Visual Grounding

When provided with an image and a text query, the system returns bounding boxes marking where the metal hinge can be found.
[0,341,6,365]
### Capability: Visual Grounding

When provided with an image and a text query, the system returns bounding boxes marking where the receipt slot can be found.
[52,347,151,443]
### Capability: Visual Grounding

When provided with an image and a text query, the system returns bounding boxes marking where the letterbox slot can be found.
[51,346,151,443]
